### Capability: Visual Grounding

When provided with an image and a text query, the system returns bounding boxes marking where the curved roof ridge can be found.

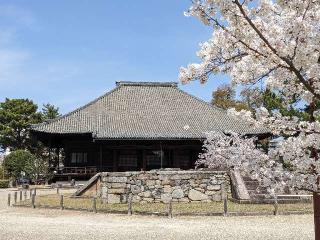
[116,81,178,87]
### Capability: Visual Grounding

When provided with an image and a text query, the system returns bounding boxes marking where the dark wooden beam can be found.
[142,150,147,171]
[55,148,60,169]
[48,148,51,167]
[113,150,118,172]
[99,144,102,171]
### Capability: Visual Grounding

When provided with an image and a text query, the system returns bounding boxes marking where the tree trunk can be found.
[308,100,320,239]
[314,192,320,240]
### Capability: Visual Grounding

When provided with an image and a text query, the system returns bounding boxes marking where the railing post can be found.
[7,193,11,206]
[128,194,133,216]
[29,189,32,198]
[19,191,22,201]
[31,194,35,208]
[24,190,27,200]
[92,197,97,213]
[34,188,37,196]
[273,195,278,216]
[57,186,60,195]
[221,182,226,200]
[168,199,173,218]
[223,195,228,216]
[14,192,17,204]
[60,195,64,210]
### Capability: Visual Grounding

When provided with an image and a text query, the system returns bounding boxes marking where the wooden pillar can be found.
[185,149,191,170]
[142,150,147,171]
[113,150,118,172]
[314,192,320,240]
[55,148,60,170]
[48,148,51,168]
[173,150,180,168]
[57,147,60,165]
[48,139,52,168]
[169,150,173,168]
[159,141,163,169]
[138,150,143,171]
[99,144,103,172]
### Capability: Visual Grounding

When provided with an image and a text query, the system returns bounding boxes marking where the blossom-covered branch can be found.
[198,131,320,194]
[180,0,320,102]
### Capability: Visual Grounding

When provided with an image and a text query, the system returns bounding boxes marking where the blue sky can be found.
[0,0,230,114]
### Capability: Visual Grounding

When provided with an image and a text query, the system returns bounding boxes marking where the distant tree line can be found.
[211,84,319,121]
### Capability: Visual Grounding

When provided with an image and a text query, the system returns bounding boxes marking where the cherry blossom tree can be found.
[197,132,267,170]
[180,0,320,237]
[197,131,289,196]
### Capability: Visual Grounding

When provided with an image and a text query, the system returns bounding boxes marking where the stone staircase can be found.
[230,170,312,203]
[242,176,269,203]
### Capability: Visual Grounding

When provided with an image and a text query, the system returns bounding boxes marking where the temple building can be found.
[30,81,269,180]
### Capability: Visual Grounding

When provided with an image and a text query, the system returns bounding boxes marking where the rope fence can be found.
[6,187,314,218]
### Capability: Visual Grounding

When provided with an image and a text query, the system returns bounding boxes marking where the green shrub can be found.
[3,150,37,180]
[0,165,5,179]
[0,180,9,188]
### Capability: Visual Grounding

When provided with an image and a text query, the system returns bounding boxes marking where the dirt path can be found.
[0,189,314,240]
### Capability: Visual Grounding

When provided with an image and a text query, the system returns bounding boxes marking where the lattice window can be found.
[71,152,87,164]
[146,150,167,168]
[118,150,138,167]
[175,150,190,168]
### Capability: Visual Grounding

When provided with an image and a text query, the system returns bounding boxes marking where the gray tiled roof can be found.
[31,81,269,139]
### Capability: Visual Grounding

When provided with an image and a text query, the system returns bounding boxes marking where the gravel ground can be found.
[0,189,314,240]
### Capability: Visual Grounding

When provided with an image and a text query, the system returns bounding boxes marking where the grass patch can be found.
[15,194,313,215]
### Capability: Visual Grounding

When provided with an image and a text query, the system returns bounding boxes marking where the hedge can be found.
[0,180,9,188]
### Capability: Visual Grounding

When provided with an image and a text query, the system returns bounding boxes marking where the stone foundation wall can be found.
[99,170,230,204]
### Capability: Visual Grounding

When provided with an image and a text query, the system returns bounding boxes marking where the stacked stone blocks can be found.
[100,170,229,204]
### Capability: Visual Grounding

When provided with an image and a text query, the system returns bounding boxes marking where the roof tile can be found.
[31,81,269,139]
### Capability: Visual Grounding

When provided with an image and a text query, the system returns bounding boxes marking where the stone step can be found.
[244,181,260,190]
[248,194,269,199]
[242,176,257,181]
[249,194,313,204]
[240,174,312,203]
[277,195,312,200]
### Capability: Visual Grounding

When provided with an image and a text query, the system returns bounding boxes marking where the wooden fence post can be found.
[128,194,133,216]
[14,192,17,204]
[7,193,11,206]
[221,183,224,200]
[31,194,35,208]
[92,197,97,213]
[273,195,278,216]
[223,195,228,216]
[221,182,227,200]
[168,199,173,218]
[60,195,64,210]
[19,191,22,201]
